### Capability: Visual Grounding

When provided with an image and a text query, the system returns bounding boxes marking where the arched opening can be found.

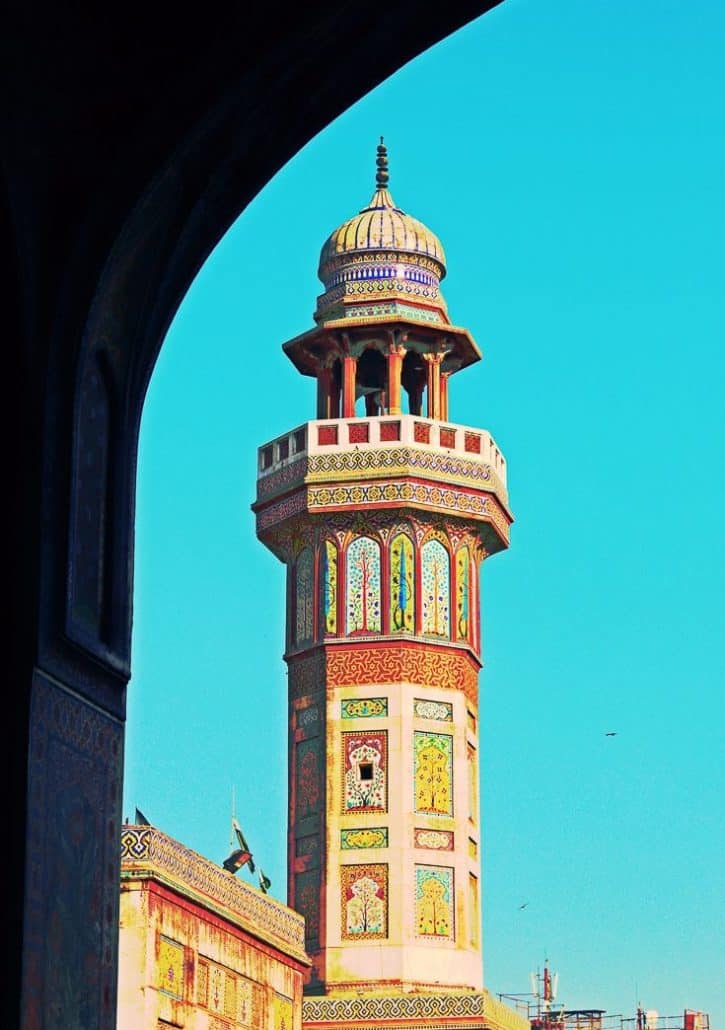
[356,347,387,415]
[401,349,427,415]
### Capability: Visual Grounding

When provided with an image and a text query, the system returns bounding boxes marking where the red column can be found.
[424,354,443,419]
[317,367,333,419]
[440,372,450,421]
[342,355,357,418]
[386,344,406,415]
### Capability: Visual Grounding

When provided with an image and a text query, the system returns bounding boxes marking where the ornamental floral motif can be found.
[341,864,388,939]
[341,698,388,719]
[421,539,450,638]
[415,865,454,939]
[414,828,454,851]
[413,699,453,722]
[456,546,470,641]
[346,536,382,634]
[341,827,388,850]
[295,547,314,644]
[322,540,338,635]
[390,533,415,632]
[414,731,453,816]
[343,732,387,812]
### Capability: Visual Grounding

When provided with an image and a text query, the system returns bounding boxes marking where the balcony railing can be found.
[257,414,507,488]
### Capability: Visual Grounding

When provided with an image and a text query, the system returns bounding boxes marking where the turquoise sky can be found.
[123,1,724,1023]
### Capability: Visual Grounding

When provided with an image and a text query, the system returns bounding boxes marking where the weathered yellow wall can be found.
[118,826,308,1029]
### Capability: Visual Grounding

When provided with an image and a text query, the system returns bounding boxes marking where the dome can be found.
[314,140,449,325]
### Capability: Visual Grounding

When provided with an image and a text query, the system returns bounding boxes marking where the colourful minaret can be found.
[253,142,520,1030]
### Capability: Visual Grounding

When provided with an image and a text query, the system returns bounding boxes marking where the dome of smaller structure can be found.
[314,140,449,326]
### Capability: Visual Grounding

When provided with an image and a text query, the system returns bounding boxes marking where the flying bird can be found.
[519,901,529,910]
[605,731,618,737]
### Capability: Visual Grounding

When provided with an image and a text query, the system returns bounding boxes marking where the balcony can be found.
[257,414,508,502]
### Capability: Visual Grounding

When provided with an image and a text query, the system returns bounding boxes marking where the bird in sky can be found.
[605,731,618,737]
[519,901,529,910]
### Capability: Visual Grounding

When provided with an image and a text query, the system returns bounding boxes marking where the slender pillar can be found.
[342,355,357,418]
[424,353,443,419]
[440,372,450,421]
[386,344,406,415]
[317,367,333,419]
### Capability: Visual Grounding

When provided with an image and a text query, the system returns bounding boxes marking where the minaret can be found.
[253,142,519,1030]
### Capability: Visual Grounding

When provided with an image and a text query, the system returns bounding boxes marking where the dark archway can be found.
[2,2,503,1024]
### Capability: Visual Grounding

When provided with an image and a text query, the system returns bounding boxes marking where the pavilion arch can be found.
[5,3,503,1023]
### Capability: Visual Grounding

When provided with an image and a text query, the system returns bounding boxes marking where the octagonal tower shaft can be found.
[252,143,513,1005]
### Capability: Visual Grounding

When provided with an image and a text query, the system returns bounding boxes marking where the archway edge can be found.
[4,3,504,1025]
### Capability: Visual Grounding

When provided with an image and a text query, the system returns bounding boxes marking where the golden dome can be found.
[315,140,449,325]
[318,140,446,280]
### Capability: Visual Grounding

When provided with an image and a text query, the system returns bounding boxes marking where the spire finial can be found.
[375,136,389,191]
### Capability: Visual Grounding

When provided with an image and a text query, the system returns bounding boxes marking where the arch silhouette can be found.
[3,3,503,1023]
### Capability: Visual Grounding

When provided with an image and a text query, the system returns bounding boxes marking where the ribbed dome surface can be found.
[318,187,446,275]
[317,141,446,288]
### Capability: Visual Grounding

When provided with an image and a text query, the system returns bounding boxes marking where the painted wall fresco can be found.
[413,698,453,722]
[341,827,388,850]
[346,536,382,634]
[415,865,454,939]
[295,869,321,948]
[322,540,337,635]
[157,936,184,999]
[341,863,388,939]
[467,741,478,823]
[456,546,470,640]
[421,538,450,637]
[390,532,414,632]
[413,828,454,851]
[342,732,387,812]
[341,697,387,719]
[414,731,453,816]
[295,547,314,644]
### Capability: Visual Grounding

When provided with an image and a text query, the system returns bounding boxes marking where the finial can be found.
[375,136,389,191]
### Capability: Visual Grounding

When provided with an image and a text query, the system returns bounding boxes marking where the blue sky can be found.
[123,0,724,1023]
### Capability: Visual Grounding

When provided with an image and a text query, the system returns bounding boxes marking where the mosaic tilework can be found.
[322,540,338,634]
[295,869,321,948]
[297,703,320,730]
[415,865,454,939]
[158,935,184,999]
[421,538,450,637]
[326,645,479,704]
[256,457,307,500]
[256,489,307,532]
[413,699,453,721]
[288,650,326,699]
[414,828,454,851]
[341,827,388,850]
[414,731,453,816]
[346,536,382,633]
[390,532,414,632]
[120,827,305,955]
[307,482,508,542]
[303,993,487,1022]
[341,697,387,719]
[341,863,388,939]
[296,738,323,818]
[343,732,387,812]
[456,546,470,641]
[295,547,314,644]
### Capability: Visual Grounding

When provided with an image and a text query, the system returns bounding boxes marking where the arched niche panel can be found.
[321,539,339,636]
[294,547,314,645]
[455,545,471,643]
[345,536,382,635]
[390,532,415,633]
[421,537,450,638]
